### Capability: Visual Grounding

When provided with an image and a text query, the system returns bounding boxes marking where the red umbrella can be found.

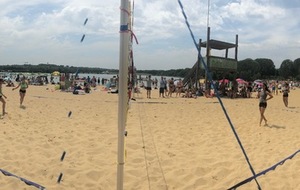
[254,80,263,86]
[219,79,229,84]
[236,78,248,84]
[257,83,263,87]
[254,79,262,83]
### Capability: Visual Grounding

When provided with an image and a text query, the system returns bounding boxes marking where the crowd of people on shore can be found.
[140,75,298,100]
[0,73,298,126]
[139,75,297,126]
[141,76,184,99]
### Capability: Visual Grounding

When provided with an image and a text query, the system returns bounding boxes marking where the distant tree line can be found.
[1,58,300,81]
[139,58,300,81]
[0,63,118,74]
[236,58,300,81]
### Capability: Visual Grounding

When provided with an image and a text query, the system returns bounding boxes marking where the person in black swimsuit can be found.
[12,76,28,107]
[282,82,289,107]
[258,83,273,126]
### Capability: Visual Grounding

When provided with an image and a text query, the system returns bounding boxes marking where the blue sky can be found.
[0,0,299,70]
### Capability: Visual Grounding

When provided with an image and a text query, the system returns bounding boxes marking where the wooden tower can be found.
[182,27,238,89]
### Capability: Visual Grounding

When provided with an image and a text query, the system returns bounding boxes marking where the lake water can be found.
[1,72,181,84]
[77,73,181,80]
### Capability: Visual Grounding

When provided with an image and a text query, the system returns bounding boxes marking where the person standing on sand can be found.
[257,83,273,126]
[0,79,7,116]
[176,78,183,97]
[282,82,290,107]
[146,75,152,99]
[164,78,168,97]
[168,78,175,97]
[12,76,28,107]
[159,76,166,98]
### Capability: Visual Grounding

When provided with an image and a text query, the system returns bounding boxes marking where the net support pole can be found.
[117,0,130,190]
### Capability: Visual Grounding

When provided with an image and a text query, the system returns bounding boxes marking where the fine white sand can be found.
[0,84,299,190]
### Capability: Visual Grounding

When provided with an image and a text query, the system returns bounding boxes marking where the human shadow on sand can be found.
[282,107,299,113]
[20,105,26,109]
[265,124,286,129]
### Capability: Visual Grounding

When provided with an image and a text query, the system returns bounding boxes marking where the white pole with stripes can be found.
[117,0,130,189]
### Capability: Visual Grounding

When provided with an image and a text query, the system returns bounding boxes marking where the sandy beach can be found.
[0,84,299,190]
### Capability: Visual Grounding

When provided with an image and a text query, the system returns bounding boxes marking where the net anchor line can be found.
[177,0,262,189]
[228,149,300,190]
[0,168,46,190]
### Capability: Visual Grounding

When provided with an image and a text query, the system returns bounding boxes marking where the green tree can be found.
[279,59,293,79]
[255,58,276,78]
[293,58,300,80]
[237,58,260,81]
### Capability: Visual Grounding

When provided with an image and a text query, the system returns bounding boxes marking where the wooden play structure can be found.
[182,27,238,89]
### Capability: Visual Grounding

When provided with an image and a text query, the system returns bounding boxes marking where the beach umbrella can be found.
[52,71,60,76]
[253,80,263,87]
[219,79,229,84]
[199,79,205,83]
[253,80,263,86]
[236,78,248,84]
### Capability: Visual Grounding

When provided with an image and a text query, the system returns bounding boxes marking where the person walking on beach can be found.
[176,78,183,97]
[146,75,152,98]
[159,76,166,98]
[0,79,7,116]
[282,82,290,107]
[164,78,168,97]
[168,78,175,97]
[12,76,28,107]
[258,83,273,126]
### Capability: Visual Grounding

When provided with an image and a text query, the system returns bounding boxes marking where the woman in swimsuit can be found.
[13,76,28,107]
[257,83,273,126]
[176,78,183,97]
[168,78,175,97]
[0,79,7,116]
[282,82,289,107]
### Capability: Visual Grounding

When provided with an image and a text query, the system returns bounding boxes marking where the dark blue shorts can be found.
[259,102,267,108]
[19,89,26,94]
[159,88,164,93]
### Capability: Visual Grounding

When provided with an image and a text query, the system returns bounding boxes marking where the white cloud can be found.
[0,0,299,69]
